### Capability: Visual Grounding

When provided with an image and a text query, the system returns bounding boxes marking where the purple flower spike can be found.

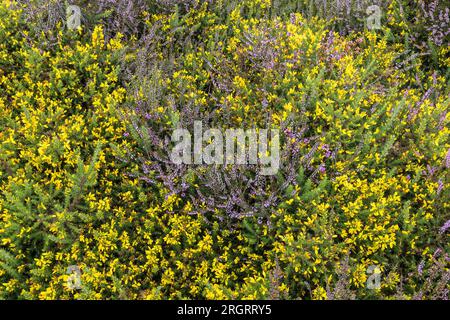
[439,220,450,234]
[445,148,450,169]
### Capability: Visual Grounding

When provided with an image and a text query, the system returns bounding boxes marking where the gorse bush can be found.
[0,5,132,297]
[0,0,449,299]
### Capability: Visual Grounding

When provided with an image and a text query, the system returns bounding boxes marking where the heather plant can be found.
[386,0,449,75]
[18,0,66,33]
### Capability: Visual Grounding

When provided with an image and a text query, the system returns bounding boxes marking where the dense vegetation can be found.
[0,0,449,299]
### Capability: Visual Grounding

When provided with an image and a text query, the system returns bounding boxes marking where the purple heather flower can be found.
[424,165,437,177]
[123,132,130,137]
[418,260,425,275]
[321,144,333,158]
[443,289,449,300]
[439,220,450,234]
[438,111,447,130]
[437,179,444,195]
[290,13,296,25]
[142,163,150,174]
[433,248,442,258]
[319,164,326,174]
